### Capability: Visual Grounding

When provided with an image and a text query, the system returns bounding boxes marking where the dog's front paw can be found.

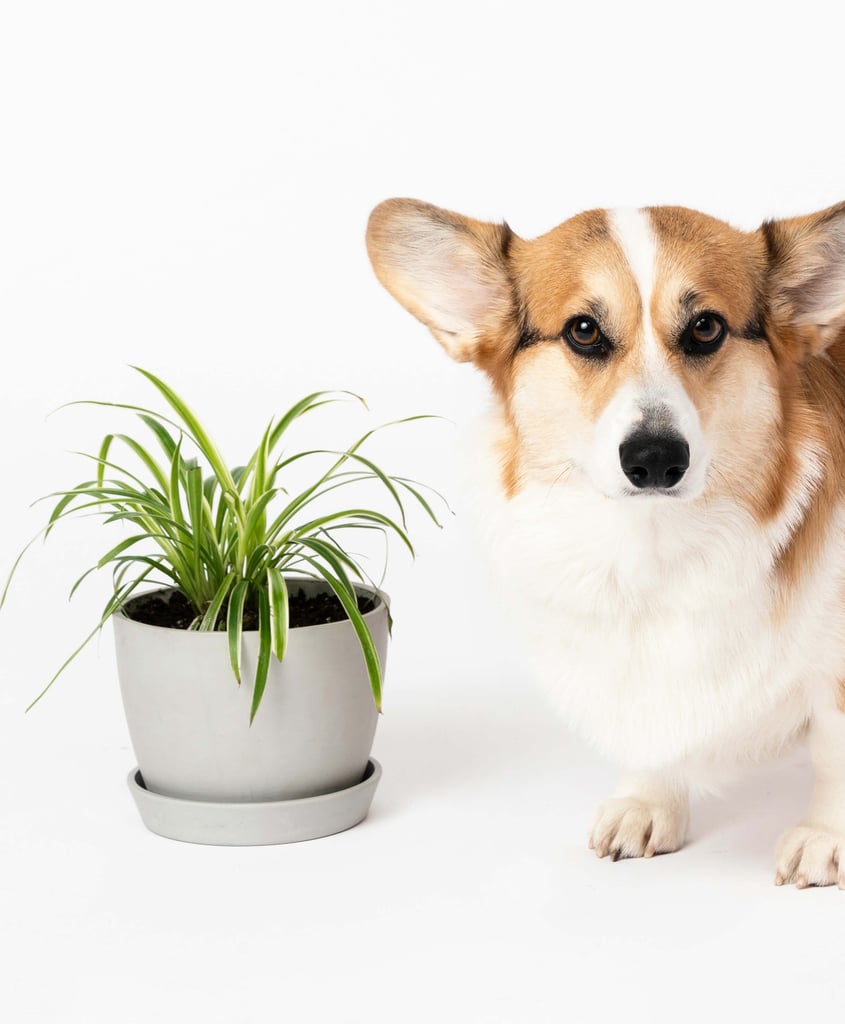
[775,825,845,889]
[589,796,687,861]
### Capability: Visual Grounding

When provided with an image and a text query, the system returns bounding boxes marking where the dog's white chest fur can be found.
[466,415,845,774]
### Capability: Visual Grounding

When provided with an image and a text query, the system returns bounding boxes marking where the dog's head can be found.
[366,199,845,510]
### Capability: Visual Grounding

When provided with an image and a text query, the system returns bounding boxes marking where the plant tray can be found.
[127,758,381,846]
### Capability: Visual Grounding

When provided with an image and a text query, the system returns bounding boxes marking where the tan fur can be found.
[643,208,794,525]
[771,356,845,609]
[762,209,845,610]
[647,206,767,331]
[510,212,642,424]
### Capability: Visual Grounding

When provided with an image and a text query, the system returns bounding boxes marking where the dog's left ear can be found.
[762,202,845,357]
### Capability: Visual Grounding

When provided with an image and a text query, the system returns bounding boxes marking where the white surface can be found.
[2,2,844,1022]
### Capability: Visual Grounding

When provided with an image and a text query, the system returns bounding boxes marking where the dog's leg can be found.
[775,697,845,889]
[590,771,689,860]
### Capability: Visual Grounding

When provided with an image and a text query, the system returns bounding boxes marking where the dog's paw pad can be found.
[589,796,686,861]
[774,826,845,889]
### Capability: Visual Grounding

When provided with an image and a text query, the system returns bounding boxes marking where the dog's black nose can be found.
[619,432,690,490]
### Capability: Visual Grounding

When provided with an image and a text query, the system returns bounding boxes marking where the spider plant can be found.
[1,367,446,723]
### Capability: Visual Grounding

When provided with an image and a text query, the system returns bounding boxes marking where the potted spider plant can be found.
[2,368,445,846]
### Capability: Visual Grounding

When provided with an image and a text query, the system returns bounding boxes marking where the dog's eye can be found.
[682,313,727,354]
[569,318,600,345]
[691,315,723,344]
[564,316,609,357]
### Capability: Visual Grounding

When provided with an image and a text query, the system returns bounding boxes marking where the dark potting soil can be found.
[124,586,376,631]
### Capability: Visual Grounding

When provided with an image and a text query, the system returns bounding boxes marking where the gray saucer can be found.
[127,758,382,846]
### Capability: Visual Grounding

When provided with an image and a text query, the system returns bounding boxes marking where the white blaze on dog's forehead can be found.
[608,208,662,368]
[609,208,656,300]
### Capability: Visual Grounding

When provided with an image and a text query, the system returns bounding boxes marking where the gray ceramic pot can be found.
[113,580,388,844]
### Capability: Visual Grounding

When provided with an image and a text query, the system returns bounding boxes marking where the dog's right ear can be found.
[366,198,515,363]
[761,201,845,359]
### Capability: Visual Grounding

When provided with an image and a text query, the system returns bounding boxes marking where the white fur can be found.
[462,409,841,796]
[462,211,845,880]
[608,208,660,365]
[775,694,845,886]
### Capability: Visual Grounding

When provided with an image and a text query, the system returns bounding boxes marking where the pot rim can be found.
[115,579,390,636]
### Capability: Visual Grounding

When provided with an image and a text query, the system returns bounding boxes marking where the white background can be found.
[2,2,844,1022]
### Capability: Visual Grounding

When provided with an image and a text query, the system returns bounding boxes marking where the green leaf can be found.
[291,508,415,558]
[198,572,236,631]
[63,451,157,498]
[202,472,219,505]
[138,413,178,461]
[168,435,186,527]
[1,523,53,608]
[56,399,187,447]
[317,450,410,527]
[240,489,281,558]
[43,488,89,539]
[290,535,360,595]
[131,367,236,493]
[110,433,170,492]
[266,567,289,661]
[105,555,178,589]
[95,533,150,570]
[315,524,389,595]
[394,476,451,527]
[266,391,366,452]
[96,434,114,487]
[244,543,273,580]
[250,586,272,725]
[318,570,383,712]
[227,580,248,684]
[185,463,204,573]
[250,420,272,499]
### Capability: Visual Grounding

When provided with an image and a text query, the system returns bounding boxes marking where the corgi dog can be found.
[366,197,845,888]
